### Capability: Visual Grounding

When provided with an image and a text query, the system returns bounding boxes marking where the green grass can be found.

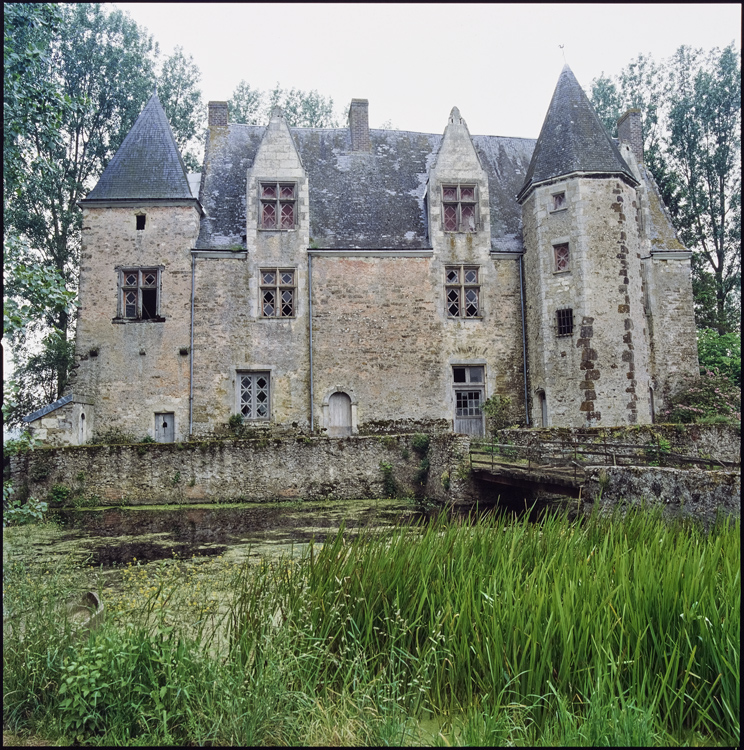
[3,507,739,746]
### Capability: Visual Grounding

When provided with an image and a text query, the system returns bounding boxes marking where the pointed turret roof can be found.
[83,93,195,203]
[517,66,636,202]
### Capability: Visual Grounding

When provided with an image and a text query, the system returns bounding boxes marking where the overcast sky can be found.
[113,3,741,138]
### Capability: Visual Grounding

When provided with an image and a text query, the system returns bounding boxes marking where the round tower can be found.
[517,66,652,427]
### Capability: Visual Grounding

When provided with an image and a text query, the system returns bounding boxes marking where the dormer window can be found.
[260,182,296,230]
[442,185,477,232]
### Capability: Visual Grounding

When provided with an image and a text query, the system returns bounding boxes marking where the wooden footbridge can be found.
[469,433,739,498]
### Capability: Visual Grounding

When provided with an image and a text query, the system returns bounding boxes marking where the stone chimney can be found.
[348,99,370,152]
[617,109,643,165]
[208,101,229,127]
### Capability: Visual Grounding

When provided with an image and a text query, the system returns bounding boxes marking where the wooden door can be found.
[155,412,175,443]
[328,392,352,437]
[453,366,485,436]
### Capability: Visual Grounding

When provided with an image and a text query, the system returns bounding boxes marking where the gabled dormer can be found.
[427,107,490,257]
[246,106,309,255]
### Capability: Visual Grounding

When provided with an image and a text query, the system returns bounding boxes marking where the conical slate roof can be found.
[517,66,636,202]
[84,93,193,202]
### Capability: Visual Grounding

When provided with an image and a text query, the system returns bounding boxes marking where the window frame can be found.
[445,265,481,319]
[553,242,570,273]
[237,371,271,421]
[258,181,298,231]
[259,268,297,318]
[555,307,574,337]
[116,267,163,321]
[550,191,567,212]
[441,183,478,233]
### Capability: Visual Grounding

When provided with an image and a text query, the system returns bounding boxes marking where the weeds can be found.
[3,508,740,746]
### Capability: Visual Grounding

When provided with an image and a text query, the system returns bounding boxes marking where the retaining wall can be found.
[10,433,475,507]
[583,466,740,528]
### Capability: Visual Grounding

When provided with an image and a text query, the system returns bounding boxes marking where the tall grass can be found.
[3,507,740,745]
[272,507,740,742]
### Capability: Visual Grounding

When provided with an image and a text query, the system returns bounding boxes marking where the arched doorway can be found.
[327,392,352,437]
[537,390,548,427]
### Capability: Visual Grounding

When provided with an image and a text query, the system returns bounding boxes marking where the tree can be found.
[266,85,339,128]
[157,46,205,171]
[227,80,264,125]
[591,44,741,334]
[227,81,340,127]
[3,4,206,427]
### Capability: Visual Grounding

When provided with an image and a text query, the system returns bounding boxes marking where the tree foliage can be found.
[696,328,740,387]
[591,44,741,335]
[228,81,340,127]
[3,3,205,427]
[156,46,205,171]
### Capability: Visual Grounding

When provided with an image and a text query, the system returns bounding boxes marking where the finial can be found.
[559,44,566,65]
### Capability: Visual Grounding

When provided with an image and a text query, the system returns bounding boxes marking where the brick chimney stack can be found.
[208,101,229,127]
[617,109,643,165]
[348,99,370,152]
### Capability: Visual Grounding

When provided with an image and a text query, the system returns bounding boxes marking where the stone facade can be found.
[24,67,698,446]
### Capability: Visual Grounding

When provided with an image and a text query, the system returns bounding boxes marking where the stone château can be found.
[25,66,698,444]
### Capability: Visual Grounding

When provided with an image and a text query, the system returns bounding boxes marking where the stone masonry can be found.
[25,66,698,447]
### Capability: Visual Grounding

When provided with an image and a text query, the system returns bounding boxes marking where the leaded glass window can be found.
[442,184,477,232]
[239,372,270,420]
[260,182,296,230]
[119,268,160,320]
[260,268,295,317]
[554,243,570,272]
[445,266,480,318]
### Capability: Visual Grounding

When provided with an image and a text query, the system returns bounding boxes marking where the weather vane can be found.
[559,44,566,64]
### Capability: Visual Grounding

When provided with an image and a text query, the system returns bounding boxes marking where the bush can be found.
[3,486,48,527]
[411,433,430,455]
[662,369,741,425]
[482,395,512,434]
[697,328,741,387]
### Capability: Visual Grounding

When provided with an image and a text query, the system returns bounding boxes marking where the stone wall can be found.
[11,434,472,508]
[522,177,652,428]
[71,204,201,442]
[583,466,740,528]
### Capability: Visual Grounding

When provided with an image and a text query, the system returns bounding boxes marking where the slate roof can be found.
[83,93,195,203]
[517,66,636,202]
[195,126,536,252]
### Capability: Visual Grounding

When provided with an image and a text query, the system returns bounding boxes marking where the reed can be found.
[3,507,739,745]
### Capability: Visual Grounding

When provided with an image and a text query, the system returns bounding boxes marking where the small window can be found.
[119,268,161,320]
[442,184,477,232]
[260,268,295,317]
[446,266,480,318]
[554,243,570,272]
[136,214,146,230]
[238,372,270,420]
[259,182,296,230]
[551,192,566,211]
[556,308,574,337]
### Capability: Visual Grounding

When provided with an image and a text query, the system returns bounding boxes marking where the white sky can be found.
[113,2,741,138]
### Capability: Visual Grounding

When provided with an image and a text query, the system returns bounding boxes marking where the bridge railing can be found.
[469,433,740,478]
